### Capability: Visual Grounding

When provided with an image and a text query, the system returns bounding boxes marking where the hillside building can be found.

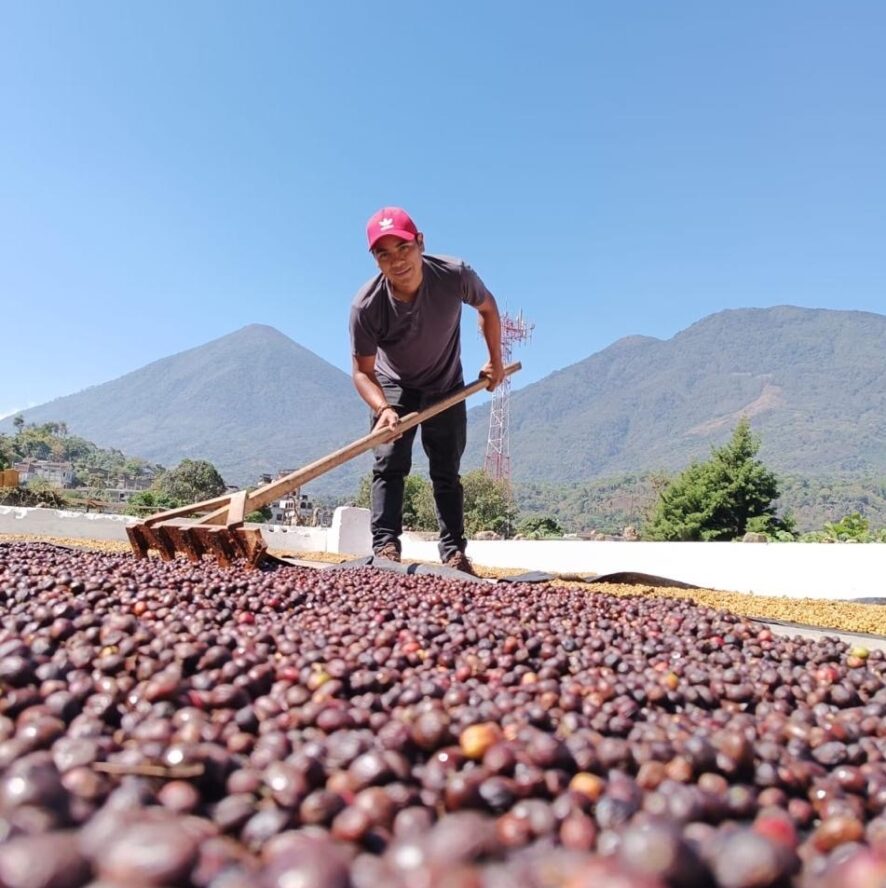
[13,460,75,488]
[257,472,324,526]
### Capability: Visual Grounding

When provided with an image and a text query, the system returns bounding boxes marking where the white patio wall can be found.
[0,506,137,542]
[400,534,885,603]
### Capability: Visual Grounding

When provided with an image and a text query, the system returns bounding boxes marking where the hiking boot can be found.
[445,550,478,576]
[374,543,401,563]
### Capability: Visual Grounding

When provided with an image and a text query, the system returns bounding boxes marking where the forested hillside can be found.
[514,473,886,535]
[466,306,886,481]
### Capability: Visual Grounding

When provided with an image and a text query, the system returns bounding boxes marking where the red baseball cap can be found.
[366,207,419,250]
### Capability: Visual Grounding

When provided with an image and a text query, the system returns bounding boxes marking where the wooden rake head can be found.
[126,521,267,569]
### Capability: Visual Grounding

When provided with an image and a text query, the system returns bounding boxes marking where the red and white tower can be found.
[484,310,533,484]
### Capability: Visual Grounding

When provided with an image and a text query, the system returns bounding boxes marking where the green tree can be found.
[120,457,148,480]
[22,477,69,508]
[353,473,372,509]
[12,415,24,432]
[124,490,181,516]
[152,459,227,505]
[352,470,515,535]
[352,472,437,531]
[517,515,564,539]
[823,512,869,541]
[16,427,52,460]
[410,479,442,532]
[40,421,67,437]
[462,470,517,537]
[0,434,12,471]
[746,512,797,541]
[402,475,437,530]
[644,418,783,541]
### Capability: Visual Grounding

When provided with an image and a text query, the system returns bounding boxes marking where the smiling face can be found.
[372,233,424,297]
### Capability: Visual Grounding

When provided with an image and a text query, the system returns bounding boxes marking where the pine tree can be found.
[645,418,782,541]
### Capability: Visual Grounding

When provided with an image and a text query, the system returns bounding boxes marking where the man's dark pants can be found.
[370,379,467,563]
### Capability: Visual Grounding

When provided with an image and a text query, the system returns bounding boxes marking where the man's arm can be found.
[352,354,399,431]
[475,293,505,390]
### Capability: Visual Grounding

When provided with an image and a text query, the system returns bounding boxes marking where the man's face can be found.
[372,234,424,294]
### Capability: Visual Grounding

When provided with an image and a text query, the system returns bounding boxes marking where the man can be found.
[350,206,504,574]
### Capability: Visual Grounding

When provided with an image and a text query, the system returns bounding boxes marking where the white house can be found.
[13,460,75,488]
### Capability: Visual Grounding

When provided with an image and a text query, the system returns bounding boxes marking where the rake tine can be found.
[152,524,183,562]
[126,525,152,560]
[160,523,204,564]
[234,528,268,569]
[193,526,237,569]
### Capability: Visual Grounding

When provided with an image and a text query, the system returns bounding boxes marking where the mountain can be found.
[5,307,885,498]
[1,325,370,492]
[464,306,886,480]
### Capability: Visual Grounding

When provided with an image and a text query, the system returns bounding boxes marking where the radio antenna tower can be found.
[484,310,533,484]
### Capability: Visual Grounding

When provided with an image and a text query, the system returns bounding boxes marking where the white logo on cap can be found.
[379,217,394,230]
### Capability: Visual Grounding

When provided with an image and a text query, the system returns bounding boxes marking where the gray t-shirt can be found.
[350,254,490,394]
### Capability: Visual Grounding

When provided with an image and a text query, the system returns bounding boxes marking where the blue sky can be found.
[3,1,884,420]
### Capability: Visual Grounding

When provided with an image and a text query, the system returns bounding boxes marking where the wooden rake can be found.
[126,362,521,568]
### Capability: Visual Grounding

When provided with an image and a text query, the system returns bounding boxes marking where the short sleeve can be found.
[349,303,378,357]
[460,264,492,308]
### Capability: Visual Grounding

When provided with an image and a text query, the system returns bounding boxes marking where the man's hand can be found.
[480,359,506,391]
[373,405,401,438]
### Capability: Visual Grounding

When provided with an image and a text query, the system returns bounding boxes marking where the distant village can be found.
[255,471,332,527]
[7,459,153,502]
[3,459,331,527]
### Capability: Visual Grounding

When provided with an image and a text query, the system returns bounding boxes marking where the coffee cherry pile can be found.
[1,542,885,887]
[3,534,884,636]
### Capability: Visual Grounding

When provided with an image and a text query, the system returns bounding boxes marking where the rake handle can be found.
[206,361,521,524]
[145,362,521,528]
